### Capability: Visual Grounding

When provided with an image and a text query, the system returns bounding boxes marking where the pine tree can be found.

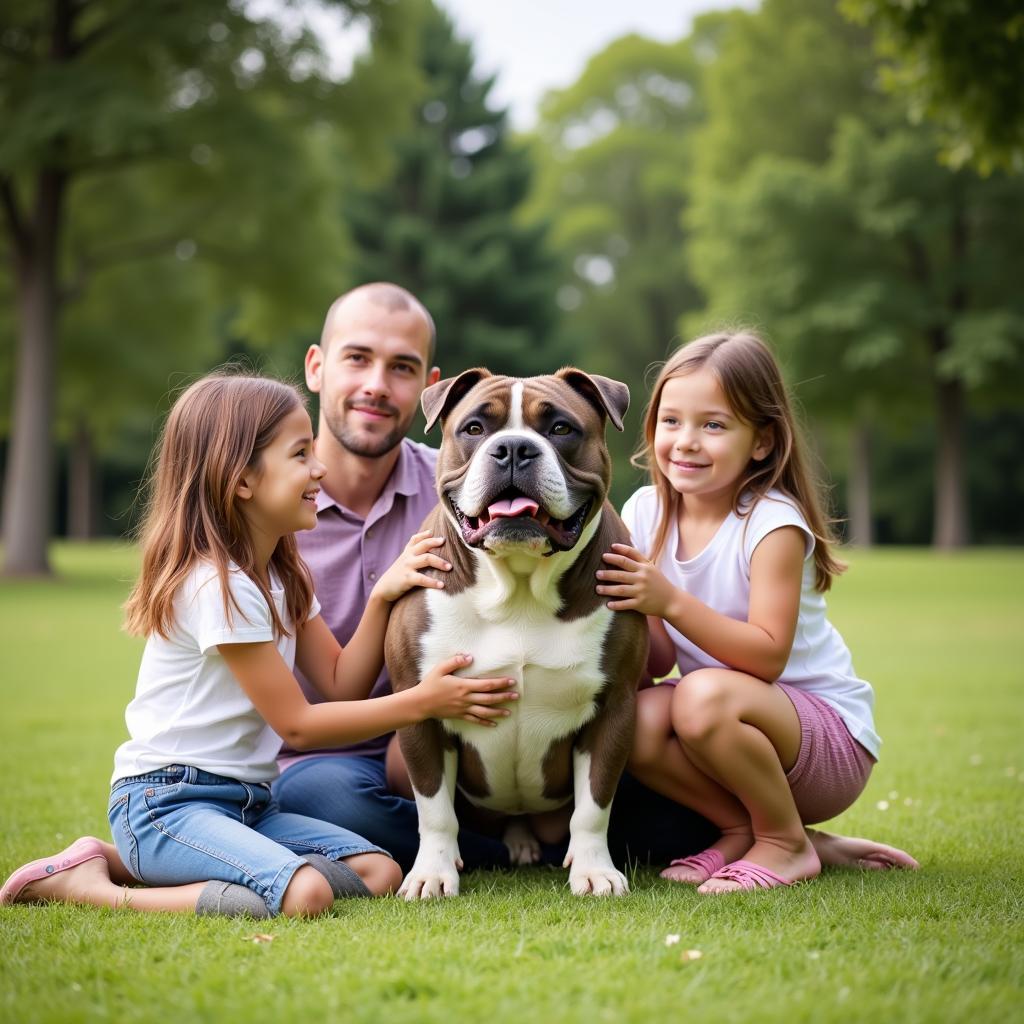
[345,1,563,377]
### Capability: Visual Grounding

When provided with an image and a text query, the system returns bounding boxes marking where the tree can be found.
[842,0,1024,173]
[343,0,564,382]
[0,0,417,574]
[525,23,721,505]
[687,0,1024,547]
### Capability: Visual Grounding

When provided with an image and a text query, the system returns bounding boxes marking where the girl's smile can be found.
[654,369,771,509]
[240,406,327,543]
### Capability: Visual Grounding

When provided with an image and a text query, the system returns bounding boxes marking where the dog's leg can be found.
[502,817,541,865]
[398,731,462,900]
[563,694,636,896]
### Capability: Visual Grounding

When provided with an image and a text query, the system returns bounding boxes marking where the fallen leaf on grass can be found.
[245,934,275,944]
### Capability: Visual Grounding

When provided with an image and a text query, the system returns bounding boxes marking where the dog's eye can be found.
[550,421,573,436]
[463,421,484,436]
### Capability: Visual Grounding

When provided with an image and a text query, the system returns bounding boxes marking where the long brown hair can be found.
[633,331,846,591]
[124,371,315,638]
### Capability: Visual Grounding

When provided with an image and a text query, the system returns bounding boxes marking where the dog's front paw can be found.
[398,843,462,900]
[503,819,541,866]
[564,842,629,896]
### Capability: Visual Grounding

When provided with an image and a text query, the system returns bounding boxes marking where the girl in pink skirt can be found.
[597,330,916,893]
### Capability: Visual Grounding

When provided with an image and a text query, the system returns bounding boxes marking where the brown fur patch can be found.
[540,734,575,802]
[457,740,491,800]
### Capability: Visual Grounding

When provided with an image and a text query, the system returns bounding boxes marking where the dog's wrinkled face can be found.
[425,369,629,558]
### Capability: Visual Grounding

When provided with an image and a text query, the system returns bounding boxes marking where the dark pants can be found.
[272,754,717,874]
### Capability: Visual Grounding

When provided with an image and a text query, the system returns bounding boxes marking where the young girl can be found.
[596,331,914,893]
[1,372,517,918]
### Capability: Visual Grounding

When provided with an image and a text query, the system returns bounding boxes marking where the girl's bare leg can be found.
[342,852,403,895]
[629,686,753,882]
[10,851,345,916]
[668,670,820,892]
[11,857,207,912]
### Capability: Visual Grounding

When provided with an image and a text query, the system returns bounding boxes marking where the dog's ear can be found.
[422,368,492,433]
[556,368,630,432]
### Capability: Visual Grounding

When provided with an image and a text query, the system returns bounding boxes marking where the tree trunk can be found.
[933,372,969,548]
[67,416,100,540]
[846,419,873,547]
[2,171,65,575]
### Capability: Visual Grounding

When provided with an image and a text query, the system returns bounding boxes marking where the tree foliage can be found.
[344,0,562,380]
[0,0,417,572]
[526,23,722,505]
[842,0,1024,173]
[686,0,1024,547]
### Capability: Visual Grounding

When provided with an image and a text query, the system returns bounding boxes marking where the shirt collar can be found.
[313,439,418,515]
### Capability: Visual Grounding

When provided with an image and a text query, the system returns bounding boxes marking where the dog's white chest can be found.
[419,584,614,813]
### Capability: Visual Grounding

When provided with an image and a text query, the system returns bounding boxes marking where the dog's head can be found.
[423,368,629,558]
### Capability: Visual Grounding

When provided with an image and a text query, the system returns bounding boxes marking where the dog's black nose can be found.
[489,438,540,470]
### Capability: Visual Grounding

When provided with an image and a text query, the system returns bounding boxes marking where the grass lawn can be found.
[1,543,1021,1023]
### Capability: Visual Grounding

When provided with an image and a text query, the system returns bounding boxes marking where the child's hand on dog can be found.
[416,653,519,726]
[372,530,451,603]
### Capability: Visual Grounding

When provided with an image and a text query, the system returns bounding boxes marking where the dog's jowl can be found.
[384,368,648,898]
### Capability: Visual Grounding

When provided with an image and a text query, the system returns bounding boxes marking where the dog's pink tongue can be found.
[487,496,540,519]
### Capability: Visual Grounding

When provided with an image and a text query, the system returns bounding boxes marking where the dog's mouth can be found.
[449,489,593,552]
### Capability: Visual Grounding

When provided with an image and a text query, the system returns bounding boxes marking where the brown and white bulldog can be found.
[384,368,648,898]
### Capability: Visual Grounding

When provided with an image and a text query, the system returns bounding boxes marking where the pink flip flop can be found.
[0,837,105,905]
[660,848,726,883]
[701,858,792,892]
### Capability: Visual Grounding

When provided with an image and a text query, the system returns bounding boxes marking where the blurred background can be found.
[2,0,1023,576]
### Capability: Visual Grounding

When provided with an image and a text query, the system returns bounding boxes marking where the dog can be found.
[384,368,648,898]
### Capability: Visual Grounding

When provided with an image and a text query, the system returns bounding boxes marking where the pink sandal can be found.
[701,858,792,892]
[660,848,726,884]
[0,837,105,905]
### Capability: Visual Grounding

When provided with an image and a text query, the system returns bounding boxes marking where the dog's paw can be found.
[398,869,460,900]
[398,850,461,900]
[503,819,541,866]
[568,865,629,896]
[564,841,628,896]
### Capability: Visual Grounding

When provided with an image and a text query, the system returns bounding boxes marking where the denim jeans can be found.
[272,755,717,873]
[108,764,386,914]
[272,754,511,873]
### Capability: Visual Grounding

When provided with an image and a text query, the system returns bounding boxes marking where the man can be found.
[271,282,510,870]
[273,282,919,878]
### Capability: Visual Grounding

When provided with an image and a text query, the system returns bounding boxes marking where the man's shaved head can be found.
[321,283,436,365]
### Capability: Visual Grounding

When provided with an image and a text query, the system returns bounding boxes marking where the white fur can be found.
[454,379,575,520]
[419,522,613,816]
[398,747,462,900]
[563,749,629,896]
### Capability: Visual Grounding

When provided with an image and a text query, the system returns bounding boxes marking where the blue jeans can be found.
[272,755,511,873]
[108,765,386,914]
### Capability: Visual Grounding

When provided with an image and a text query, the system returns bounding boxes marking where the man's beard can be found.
[324,400,413,459]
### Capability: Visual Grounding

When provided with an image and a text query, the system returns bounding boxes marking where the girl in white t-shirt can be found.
[596,331,916,893]
[1,372,517,918]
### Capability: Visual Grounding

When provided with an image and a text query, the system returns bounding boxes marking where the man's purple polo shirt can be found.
[277,438,439,769]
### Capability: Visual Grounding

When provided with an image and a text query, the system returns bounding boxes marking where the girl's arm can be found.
[220,644,518,750]
[296,530,449,702]
[597,527,805,682]
[643,616,677,686]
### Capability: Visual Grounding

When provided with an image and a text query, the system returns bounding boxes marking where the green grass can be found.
[1,543,1022,1023]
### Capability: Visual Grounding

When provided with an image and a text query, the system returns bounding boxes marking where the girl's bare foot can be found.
[660,827,752,884]
[807,828,920,870]
[16,856,119,905]
[78,836,137,885]
[1,838,121,908]
[698,834,821,893]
